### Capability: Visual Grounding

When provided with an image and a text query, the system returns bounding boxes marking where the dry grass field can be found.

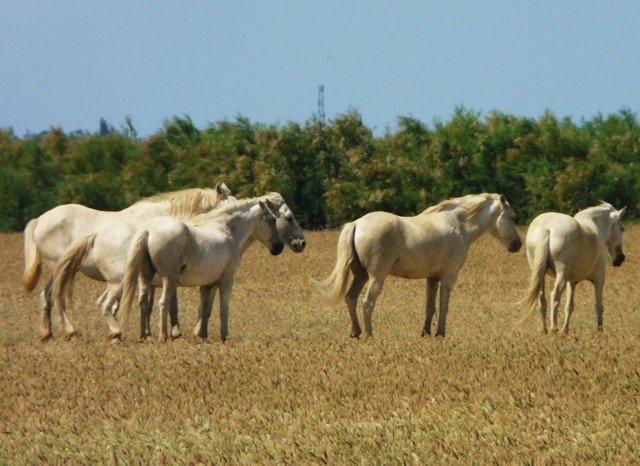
[1,226,640,464]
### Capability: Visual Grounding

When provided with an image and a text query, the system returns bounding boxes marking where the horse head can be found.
[491,194,522,253]
[262,194,306,253]
[257,201,285,256]
[605,205,627,267]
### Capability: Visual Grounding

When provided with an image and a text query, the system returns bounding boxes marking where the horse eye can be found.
[286,215,294,223]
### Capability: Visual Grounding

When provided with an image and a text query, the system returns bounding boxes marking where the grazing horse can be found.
[117,195,285,342]
[24,183,235,340]
[521,203,626,333]
[52,192,304,340]
[316,193,522,337]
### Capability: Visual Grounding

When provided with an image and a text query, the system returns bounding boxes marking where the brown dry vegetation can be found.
[1,227,640,464]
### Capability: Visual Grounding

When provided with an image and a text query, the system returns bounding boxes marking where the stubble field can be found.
[1,226,640,464]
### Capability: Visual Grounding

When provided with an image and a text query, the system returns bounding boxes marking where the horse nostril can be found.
[509,239,522,253]
[271,242,284,256]
[613,253,625,267]
[291,238,306,253]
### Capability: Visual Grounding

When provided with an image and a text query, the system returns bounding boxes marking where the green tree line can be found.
[1,108,638,232]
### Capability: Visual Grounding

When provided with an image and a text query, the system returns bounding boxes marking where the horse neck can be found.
[576,211,610,243]
[223,209,258,254]
[460,202,496,244]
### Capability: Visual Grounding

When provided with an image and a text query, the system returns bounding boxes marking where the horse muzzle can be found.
[290,238,306,253]
[612,253,625,267]
[508,238,522,253]
[270,242,285,256]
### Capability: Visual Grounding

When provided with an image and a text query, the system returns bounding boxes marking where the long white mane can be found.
[135,187,229,218]
[420,193,501,222]
[574,202,616,220]
[189,192,284,225]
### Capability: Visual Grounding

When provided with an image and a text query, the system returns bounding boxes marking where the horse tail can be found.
[118,230,150,326]
[23,219,41,291]
[52,233,97,317]
[314,222,357,305]
[520,229,550,326]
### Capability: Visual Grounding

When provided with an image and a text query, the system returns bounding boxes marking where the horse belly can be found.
[176,259,230,287]
[390,248,454,279]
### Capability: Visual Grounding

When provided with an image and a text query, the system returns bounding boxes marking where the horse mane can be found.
[420,193,500,221]
[135,187,225,218]
[188,192,284,225]
[574,202,616,220]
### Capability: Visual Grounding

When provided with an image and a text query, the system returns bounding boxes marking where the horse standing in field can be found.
[117,195,285,342]
[521,203,626,334]
[316,193,522,337]
[52,192,305,341]
[23,183,235,340]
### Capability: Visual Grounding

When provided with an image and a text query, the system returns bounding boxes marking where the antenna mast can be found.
[317,85,325,121]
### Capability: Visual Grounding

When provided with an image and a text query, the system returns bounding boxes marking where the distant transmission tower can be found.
[317,85,325,121]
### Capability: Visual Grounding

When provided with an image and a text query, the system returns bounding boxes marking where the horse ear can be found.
[619,206,627,218]
[216,182,232,198]
[499,194,507,205]
[264,198,277,212]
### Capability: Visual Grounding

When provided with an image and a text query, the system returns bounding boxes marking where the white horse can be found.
[521,203,626,334]
[316,193,522,337]
[117,195,285,342]
[24,183,235,340]
[52,192,304,341]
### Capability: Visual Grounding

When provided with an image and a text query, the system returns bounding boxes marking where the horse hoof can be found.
[421,330,431,337]
[65,331,80,341]
[107,332,122,342]
[171,328,182,340]
[40,333,53,342]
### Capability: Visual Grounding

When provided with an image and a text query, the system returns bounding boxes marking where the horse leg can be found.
[157,278,176,343]
[363,277,385,338]
[560,282,577,334]
[218,279,234,342]
[422,278,439,336]
[194,285,218,338]
[593,277,605,332]
[195,285,215,341]
[345,270,367,338]
[435,284,452,337]
[98,284,123,340]
[549,274,567,333]
[138,282,154,340]
[52,278,78,341]
[40,279,54,341]
[143,287,156,339]
[169,292,182,339]
[538,280,548,334]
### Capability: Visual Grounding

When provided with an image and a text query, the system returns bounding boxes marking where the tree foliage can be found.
[1,109,638,231]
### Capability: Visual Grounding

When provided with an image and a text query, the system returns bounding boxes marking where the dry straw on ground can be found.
[1,227,639,464]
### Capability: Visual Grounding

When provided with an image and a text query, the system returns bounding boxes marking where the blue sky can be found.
[1,0,638,138]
